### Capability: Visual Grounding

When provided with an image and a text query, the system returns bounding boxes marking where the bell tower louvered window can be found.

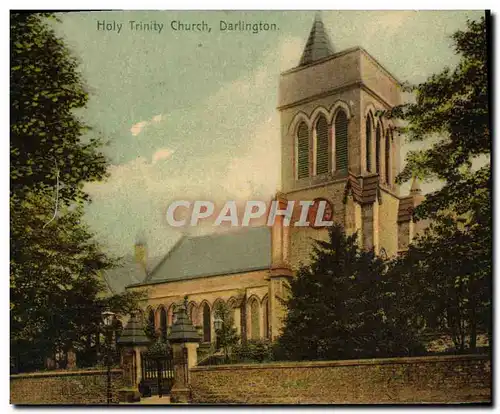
[335,111,348,172]
[315,116,329,175]
[375,123,381,175]
[365,116,372,172]
[385,130,391,185]
[297,122,310,179]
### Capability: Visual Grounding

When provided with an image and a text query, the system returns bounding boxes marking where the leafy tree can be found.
[276,225,424,361]
[384,17,491,353]
[390,215,491,353]
[214,302,240,360]
[387,17,490,223]
[11,12,108,204]
[11,192,144,370]
[10,12,140,371]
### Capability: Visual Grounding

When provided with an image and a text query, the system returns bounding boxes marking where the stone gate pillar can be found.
[116,311,151,401]
[167,299,202,403]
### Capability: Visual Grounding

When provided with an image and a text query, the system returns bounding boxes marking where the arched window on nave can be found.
[168,304,177,326]
[249,298,260,340]
[147,308,154,330]
[365,115,372,172]
[202,303,211,343]
[262,297,270,339]
[385,130,391,185]
[375,122,382,175]
[160,307,167,342]
[187,303,197,326]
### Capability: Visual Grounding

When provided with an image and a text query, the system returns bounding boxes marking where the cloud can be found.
[363,11,415,38]
[221,116,280,200]
[152,148,175,164]
[130,114,165,136]
[130,120,149,136]
[152,114,164,123]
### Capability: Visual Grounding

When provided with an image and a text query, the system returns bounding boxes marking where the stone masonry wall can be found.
[190,354,491,404]
[10,369,125,405]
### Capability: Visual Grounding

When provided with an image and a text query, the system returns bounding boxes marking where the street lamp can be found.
[102,310,116,405]
[379,247,388,261]
[214,317,223,331]
[214,316,223,353]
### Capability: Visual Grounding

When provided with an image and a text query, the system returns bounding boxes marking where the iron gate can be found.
[140,350,174,397]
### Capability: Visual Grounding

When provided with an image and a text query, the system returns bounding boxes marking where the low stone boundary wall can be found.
[190,354,491,404]
[10,368,125,405]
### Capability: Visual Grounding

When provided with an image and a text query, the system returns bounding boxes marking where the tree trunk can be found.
[469,297,477,353]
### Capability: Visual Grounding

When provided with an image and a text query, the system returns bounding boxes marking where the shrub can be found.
[233,339,274,363]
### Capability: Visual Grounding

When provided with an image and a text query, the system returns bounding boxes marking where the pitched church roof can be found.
[102,254,163,294]
[299,13,335,67]
[137,226,272,286]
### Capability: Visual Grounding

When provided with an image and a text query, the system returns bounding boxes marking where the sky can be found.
[52,10,484,257]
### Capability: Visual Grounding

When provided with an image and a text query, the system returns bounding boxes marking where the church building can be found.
[113,15,426,345]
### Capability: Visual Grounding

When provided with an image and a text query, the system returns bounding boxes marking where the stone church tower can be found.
[278,14,422,269]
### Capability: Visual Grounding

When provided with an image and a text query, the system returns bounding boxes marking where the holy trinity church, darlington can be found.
[109,16,426,345]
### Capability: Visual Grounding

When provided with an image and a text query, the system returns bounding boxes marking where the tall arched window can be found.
[315,116,329,175]
[187,303,197,326]
[227,299,236,323]
[202,303,211,343]
[335,111,348,172]
[385,130,391,185]
[365,115,372,172]
[376,123,382,175]
[262,297,270,339]
[297,122,310,179]
[148,309,155,330]
[250,299,260,340]
[168,304,177,326]
[160,307,167,341]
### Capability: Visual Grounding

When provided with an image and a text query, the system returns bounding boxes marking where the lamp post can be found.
[102,310,116,405]
[379,247,388,261]
[214,316,223,353]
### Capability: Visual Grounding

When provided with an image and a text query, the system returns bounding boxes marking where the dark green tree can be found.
[144,318,159,342]
[11,12,108,204]
[389,215,491,353]
[386,17,489,224]
[10,13,140,371]
[276,225,424,361]
[11,192,144,370]
[384,17,491,353]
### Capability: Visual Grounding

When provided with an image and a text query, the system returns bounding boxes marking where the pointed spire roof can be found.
[167,299,202,343]
[299,12,335,67]
[116,311,151,346]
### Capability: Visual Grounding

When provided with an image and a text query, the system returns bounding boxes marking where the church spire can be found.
[299,12,335,67]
